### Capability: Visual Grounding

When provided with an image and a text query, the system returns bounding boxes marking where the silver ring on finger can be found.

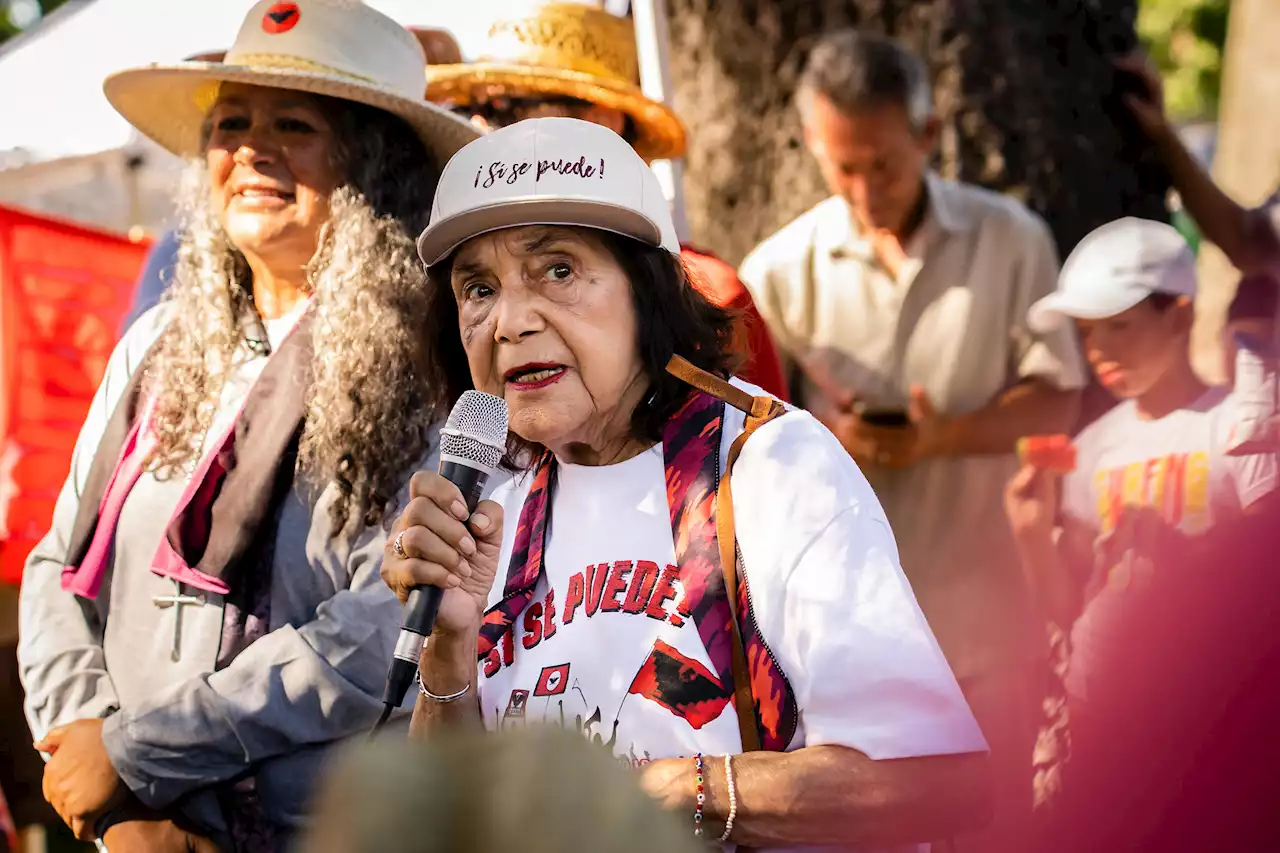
[393,530,409,560]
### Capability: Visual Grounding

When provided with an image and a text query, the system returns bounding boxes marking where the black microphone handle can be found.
[438,457,489,514]
[405,457,490,636]
[381,456,492,710]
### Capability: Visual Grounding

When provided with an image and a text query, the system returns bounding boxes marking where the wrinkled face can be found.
[803,94,933,234]
[450,225,647,455]
[205,83,342,271]
[1075,299,1192,399]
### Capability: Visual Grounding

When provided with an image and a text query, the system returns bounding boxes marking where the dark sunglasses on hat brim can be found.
[447,95,598,130]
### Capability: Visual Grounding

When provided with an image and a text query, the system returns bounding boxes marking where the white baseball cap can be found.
[417,117,681,266]
[1027,217,1197,333]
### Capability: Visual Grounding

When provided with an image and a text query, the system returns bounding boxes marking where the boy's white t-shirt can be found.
[1059,386,1278,701]
[1062,386,1276,539]
[479,380,987,853]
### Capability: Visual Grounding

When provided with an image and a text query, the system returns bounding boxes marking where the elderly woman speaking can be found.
[381,116,991,851]
[18,2,477,852]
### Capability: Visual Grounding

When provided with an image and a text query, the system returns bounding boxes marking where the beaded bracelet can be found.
[718,754,738,843]
[693,752,706,837]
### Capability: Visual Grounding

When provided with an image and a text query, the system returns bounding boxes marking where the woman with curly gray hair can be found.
[16,3,478,853]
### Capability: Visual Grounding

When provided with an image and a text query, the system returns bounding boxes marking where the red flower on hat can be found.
[262,2,301,35]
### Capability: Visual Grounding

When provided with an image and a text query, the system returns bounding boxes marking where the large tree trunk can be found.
[664,0,1171,268]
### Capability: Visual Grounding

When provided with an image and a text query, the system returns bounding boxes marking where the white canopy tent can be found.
[0,0,671,235]
[0,0,522,162]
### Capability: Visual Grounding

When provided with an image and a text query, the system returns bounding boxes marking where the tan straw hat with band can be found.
[425,3,686,162]
[103,0,480,171]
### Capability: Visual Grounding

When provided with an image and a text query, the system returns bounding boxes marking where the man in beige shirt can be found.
[739,30,1086,853]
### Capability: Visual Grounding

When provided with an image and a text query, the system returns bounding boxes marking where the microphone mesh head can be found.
[440,390,509,472]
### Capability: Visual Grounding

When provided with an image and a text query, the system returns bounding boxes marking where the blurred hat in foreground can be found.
[300,726,703,853]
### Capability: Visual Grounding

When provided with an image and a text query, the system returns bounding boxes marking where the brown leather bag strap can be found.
[717,427,765,753]
[665,356,786,756]
[666,355,778,422]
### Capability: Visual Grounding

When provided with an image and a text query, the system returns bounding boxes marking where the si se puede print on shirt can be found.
[482,558,739,770]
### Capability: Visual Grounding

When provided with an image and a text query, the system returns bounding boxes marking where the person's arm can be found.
[643,412,992,847]
[18,308,167,739]
[1018,518,1092,630]
[936,378,1080,456]
[380,470,508,739]
[1004,464,1092,628]
[97,490,411,811]
[407,628,483,735]
[1115,54,1280,274]
[651,744,989,848]
[1148,124,1261,268]
[930,215,1086,457]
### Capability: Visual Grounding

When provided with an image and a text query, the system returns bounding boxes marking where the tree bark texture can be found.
[664,0,1172,268]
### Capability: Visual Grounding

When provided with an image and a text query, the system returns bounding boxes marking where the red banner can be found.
[0,205,149,585]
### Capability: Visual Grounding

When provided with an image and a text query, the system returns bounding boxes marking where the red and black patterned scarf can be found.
[478,389,799,750]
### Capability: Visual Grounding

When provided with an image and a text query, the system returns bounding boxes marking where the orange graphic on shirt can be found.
[1094,450,1211,537]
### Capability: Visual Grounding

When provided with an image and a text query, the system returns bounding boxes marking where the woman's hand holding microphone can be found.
[381,470,505,638]
[381,471,504,717]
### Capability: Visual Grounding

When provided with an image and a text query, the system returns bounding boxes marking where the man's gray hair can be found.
[796,29,933,132]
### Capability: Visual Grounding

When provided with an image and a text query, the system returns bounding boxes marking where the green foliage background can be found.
[1136,0,1231,121]
[0,0,70,45]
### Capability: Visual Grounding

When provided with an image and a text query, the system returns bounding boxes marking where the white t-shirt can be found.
[480,380,987,853]
[1060,386,1278,701]
[1062,386,1276,541]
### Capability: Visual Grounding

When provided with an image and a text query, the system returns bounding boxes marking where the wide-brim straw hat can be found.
[425,3,686,162]
[103,0,480,172]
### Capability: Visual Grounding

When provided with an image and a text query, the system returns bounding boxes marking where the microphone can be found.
[379,390,509,717]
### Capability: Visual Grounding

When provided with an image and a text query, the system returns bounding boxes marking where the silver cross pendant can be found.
[151,592,204,662]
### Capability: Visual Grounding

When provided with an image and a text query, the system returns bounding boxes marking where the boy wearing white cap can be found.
[1006,217,1277,707]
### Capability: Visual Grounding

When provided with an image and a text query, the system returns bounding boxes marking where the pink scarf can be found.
[60,306,311,601]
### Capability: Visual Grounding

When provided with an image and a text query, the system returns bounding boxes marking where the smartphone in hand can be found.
[857,406,910,428]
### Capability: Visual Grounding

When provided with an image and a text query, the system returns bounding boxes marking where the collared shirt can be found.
[739,174,1087,677]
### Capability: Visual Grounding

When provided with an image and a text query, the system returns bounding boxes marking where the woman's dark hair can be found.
[320,97,440,228]
[419,230,741,469]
